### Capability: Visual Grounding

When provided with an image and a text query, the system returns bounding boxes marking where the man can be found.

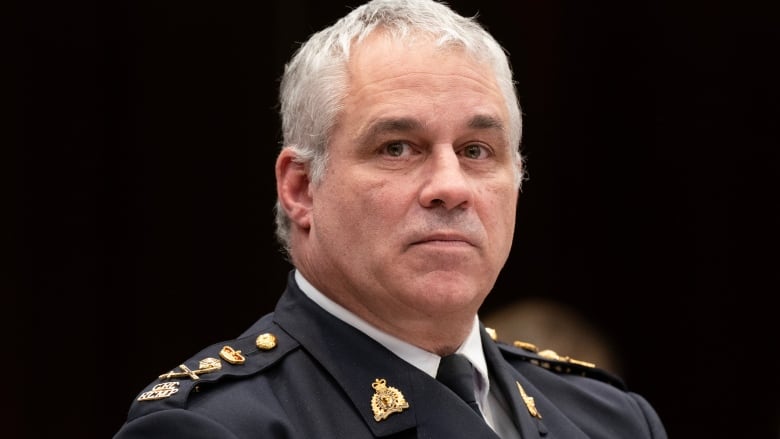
[114,0,667,437]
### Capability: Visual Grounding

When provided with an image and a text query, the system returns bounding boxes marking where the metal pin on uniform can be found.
[516,381,542,419]
[370,378,409,422]
[159,357,222,381]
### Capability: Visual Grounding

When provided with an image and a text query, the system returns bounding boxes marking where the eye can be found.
[461,143,490,159]
[382,141,413,157]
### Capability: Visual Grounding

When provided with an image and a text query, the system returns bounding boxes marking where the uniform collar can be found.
[295,270,489,393]
[295,270,441,377]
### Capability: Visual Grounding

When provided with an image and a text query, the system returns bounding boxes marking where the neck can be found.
[296,270,477,356]
[361,310,475,356]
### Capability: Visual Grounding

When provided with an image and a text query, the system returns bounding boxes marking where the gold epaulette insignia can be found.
[370,378,409,422]
[137,382,180,401]
[513,340,539,352]
[158,357,222,381]
[537,349,595,368]
[219,345,246,365]
[256,333,277,350]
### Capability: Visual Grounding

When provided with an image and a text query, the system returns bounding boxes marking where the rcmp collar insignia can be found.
[370,378,409,422]
[516,381,542,419]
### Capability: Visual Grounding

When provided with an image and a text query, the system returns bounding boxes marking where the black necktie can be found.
[436,354,483,416]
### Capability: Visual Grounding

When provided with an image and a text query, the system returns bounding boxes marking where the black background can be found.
[11,0,779,437]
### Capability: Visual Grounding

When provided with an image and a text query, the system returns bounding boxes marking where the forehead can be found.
[342,31,509,131]
[348,30,496,86]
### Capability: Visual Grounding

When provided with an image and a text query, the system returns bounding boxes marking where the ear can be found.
[275,147,312,230]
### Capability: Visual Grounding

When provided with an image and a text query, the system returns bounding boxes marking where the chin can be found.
[406,275,488,310]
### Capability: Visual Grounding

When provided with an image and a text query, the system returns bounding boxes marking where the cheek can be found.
[481,186,518,239]
[315,176,397,234]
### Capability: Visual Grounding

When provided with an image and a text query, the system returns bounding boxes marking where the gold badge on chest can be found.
[370,378,409,421]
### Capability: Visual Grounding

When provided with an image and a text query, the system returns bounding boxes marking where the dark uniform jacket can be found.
[114,272,667,438]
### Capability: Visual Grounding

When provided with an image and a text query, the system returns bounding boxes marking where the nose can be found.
[419,146,472,210]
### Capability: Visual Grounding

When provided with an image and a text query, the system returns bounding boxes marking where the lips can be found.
[409,231,476,247]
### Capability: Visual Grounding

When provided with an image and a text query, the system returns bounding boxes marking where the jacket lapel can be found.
[481,327,550,439]
[273,276,417,436]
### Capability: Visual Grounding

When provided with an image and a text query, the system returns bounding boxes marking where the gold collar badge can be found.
[371,378,409,422]
[516,381,542,419]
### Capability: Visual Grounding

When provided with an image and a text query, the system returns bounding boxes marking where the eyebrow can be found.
[468,114,505,132]
[358,114,505,143]
[359,117,424,143]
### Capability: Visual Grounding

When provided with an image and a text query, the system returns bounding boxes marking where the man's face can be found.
[300,32,519,328]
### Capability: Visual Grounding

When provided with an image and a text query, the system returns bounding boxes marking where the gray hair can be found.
[274,0,524,253]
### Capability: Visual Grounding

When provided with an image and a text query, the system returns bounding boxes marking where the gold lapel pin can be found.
[371,378,409,422]
[516,381,542,419]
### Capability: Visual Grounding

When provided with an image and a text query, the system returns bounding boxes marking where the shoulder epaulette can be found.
[485,327,627,390]
[127,324,299,420]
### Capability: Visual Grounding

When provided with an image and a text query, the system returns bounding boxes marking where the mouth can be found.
[409,232,475,248]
